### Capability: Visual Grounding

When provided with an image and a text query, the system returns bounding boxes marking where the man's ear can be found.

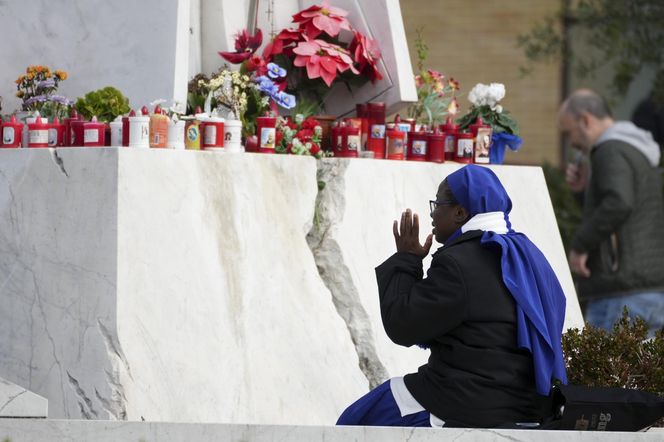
[579,111,592,130]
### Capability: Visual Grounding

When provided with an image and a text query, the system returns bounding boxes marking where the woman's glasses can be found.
[429,199,455,214]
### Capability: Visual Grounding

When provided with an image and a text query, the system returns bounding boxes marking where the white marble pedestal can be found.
[0,149,582,423]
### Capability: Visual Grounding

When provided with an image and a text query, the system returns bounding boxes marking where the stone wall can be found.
[0,150,582,424]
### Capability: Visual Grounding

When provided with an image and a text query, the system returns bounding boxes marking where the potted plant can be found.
[15,65,73,121]
[75,86,131,123]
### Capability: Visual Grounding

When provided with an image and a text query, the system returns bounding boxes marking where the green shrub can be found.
[75,86,130,123]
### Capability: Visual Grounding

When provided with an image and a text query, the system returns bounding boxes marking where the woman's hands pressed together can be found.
[393,209,433,259]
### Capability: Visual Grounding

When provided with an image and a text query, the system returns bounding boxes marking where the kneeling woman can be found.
[337,165,568,428]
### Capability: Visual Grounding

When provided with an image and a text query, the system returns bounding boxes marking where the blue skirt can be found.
[336,379,432,427]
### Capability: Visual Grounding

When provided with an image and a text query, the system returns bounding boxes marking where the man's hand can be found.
[393,209,433,259]
[569,250,591,277]
[565,161,588,193]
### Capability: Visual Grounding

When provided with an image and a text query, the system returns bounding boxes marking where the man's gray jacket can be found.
[572,122,664,301]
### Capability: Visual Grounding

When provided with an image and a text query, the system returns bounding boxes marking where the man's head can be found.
[558,89,614,153]
[430,179,469,243]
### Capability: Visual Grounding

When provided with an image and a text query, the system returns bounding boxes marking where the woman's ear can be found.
[453,205,469,225]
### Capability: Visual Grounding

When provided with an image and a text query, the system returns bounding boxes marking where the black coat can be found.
[376,231,551,427]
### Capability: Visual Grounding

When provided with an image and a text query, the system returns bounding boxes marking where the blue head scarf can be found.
[447,165,568,396]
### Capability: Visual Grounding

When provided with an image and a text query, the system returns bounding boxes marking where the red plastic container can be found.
[367,102,386,159]
[407,130,428,161]
[356,103,369,151]
[202,117,225,149]
[455,132,474,163]
[334,124,360,158]
[441,117,458,161]
[256,116,277,153]
[28,117,49,148]
[48,118,65,147]
[83,117,106,147]
[427,130,446,163]
[385,123,406,160]
[122,110,134,147]
[1,115,24,148]
[70,119,85,147]
[331,122,343,155]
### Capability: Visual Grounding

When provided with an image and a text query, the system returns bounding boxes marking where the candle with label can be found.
[366,102,386,159]
[1,116,24,148]
[256,116,277,153]
[129,109,150,149]
[455,132,474,163]
[28,117,49,148]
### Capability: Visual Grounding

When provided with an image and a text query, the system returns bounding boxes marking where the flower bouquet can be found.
[15,65,73,119]
[407,29,460,128]
[273,114,330,158]
[456,82,522,164]
[188,58,295,137]
[220,1,382,114]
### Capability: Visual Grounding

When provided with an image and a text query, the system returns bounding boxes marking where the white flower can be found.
[468,82,506,108]
[494,104,503,114]
[169,101,185,115]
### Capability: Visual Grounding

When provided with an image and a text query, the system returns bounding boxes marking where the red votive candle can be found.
[427,129,446,163]
[455,132,474,163]
[407,129,428,161]
[256,116,277,153]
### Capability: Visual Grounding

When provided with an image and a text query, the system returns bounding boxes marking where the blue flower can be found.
[267,62,287,79]
[255,76,279,95]
[273,92,296,109]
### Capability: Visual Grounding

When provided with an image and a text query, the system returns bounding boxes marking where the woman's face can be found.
[431,180,466,243]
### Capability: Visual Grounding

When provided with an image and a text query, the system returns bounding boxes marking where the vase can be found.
[314,114,337,152]
[223,119,243,152]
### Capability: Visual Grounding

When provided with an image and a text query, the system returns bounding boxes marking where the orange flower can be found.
[27,72,34,80]
[55,70,68,80]
[35,65,43,73]
[16,91,24,98]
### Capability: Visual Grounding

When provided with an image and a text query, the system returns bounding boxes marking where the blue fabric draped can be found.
[447,165,567,396]
[490,133,523,164]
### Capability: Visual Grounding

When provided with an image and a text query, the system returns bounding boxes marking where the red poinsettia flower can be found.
[219,29,263,64]
[293,37,357,86]
[263,28,303,59]
[292,0,351,39]
[349,30,382,82]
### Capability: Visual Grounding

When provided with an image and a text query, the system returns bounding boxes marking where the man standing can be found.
[559,89,664,335]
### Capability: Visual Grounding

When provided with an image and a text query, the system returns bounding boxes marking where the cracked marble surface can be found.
[312,159,583,379]
[0,149,583,425]
[0,376,47,417]
[0,149,368,424]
